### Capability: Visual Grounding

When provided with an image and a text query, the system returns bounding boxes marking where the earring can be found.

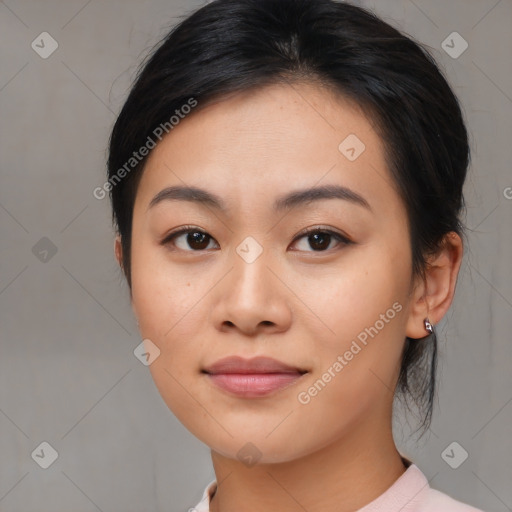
[424,317,433,334]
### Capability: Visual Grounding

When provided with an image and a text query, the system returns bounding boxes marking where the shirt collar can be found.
[194,456,430,512]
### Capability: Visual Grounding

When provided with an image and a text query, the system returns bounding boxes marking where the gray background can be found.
[1,0,511,511]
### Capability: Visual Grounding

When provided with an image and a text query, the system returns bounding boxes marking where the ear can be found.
[405,232,464,339]
[114,234,123,270]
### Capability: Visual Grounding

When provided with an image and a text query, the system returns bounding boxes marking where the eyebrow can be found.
[147,184,372,214]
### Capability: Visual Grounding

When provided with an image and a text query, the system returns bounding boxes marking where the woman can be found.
[107,0,483,510]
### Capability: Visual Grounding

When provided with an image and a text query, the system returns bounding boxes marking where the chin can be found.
[190,422,319,465]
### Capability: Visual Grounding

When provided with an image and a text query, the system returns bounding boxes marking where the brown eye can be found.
[161,227,218,251]
[291,228,351,252]
[183,231,211,250]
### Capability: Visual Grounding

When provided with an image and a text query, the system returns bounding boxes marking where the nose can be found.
[209,243,292,336]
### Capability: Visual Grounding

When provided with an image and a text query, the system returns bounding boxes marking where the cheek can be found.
[130,245,206,420]
[312,246,410,385]
[130,242,199,339]
[323,250,407,330]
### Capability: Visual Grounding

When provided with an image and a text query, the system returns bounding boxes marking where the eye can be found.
[290,227,352,252]
[160,225,352,253]
[161,226,219,251]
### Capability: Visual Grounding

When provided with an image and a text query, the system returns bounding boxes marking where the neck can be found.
[208,411,407,512]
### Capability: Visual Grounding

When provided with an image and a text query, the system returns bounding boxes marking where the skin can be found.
[115,81,463,512]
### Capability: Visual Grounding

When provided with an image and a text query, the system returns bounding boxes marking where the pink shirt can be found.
[190,460,484,511]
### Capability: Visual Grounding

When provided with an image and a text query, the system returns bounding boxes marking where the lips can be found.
[202,355,307,375]
[202,356,308,398]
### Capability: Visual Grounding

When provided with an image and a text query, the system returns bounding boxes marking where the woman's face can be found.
[125,82,421,463]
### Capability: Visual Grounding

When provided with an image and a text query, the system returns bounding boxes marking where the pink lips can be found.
[202,356,307,398]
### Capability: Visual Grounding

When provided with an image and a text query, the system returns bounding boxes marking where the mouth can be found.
[202,355,308,398]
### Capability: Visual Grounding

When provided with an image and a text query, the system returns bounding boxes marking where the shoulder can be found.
[420,487,485,512]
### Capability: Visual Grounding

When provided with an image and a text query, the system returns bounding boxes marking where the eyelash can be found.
[160,225,353,253]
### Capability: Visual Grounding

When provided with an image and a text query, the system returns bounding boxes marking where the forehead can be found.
[133,81,403,220]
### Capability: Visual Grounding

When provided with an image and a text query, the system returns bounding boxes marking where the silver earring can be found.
[424,318,433,334]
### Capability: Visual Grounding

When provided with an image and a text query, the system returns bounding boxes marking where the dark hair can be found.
[107,0,470,435]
